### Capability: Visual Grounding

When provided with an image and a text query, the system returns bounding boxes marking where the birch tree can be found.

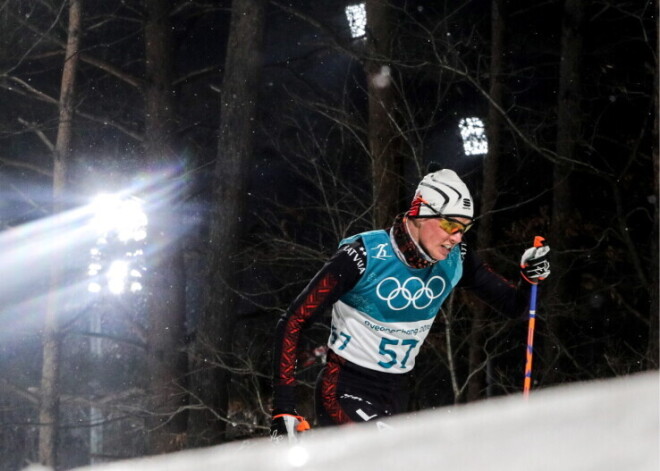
[38,0,82,466]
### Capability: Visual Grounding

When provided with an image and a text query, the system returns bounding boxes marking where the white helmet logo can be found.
[376,276,446,311]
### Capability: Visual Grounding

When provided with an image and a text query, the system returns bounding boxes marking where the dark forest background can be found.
[0,0,657,469]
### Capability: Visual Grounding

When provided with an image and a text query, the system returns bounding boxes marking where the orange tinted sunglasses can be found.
[437,216,473,235]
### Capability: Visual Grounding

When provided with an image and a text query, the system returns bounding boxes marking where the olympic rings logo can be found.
[376,276,446,311]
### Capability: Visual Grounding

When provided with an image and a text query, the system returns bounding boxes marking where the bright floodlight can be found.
[88,282,102,294]
[345,3,366,38]
[107,260,129,295]
[458,117,488,156]
[90,194,148,242]
[87,193,148,295]
[88,263,102,276]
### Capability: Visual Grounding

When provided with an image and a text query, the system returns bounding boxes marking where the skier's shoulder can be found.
[459,241,469,261]
[456,240,481,277]
[336,237,367,267]
[325,235,368,279]
[339,229,388,249]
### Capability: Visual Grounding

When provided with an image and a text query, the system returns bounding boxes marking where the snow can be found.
[62,371,658,471]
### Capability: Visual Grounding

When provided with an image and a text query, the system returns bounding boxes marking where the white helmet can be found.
[408,169,474,219]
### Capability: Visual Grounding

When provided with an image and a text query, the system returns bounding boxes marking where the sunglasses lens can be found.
[438,219,461,234]
[438,218,472,234]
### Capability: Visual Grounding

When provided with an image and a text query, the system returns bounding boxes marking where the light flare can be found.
[0,169,188,338]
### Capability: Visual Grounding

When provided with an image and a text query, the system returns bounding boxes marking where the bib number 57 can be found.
[377,337,419,369]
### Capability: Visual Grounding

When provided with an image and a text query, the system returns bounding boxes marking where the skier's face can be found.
[415,216,471,260]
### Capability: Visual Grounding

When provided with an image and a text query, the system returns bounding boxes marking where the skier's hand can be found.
[520,244,551,284]
[270,411,310,444]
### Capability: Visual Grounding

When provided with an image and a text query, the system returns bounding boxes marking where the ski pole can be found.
[523,236,545,398]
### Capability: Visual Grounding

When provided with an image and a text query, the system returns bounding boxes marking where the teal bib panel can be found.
[339,230,462,323]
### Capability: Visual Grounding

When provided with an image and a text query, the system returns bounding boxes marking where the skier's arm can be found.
[272,239,366,414]
[457,243,528,318]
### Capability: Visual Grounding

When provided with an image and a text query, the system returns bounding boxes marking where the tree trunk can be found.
[366,0,401,228]
[547,0,585,383]
[143,0,189,455]
[466,0,506,402]
[189,0,267,446]
[647,28,659,368]
[38,0,81,466]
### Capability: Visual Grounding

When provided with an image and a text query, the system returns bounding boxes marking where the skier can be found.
[270,169,550,441]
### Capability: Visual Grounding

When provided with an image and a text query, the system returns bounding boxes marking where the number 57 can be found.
[378,337,419,369]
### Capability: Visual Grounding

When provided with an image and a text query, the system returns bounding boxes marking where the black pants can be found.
[315,350,411,426]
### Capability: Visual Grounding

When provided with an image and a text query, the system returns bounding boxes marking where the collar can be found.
[389,213,437,269]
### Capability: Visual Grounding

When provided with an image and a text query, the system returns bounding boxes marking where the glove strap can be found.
[520,270,539,285]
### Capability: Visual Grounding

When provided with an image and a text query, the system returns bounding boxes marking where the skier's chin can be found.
[433,246,451,260]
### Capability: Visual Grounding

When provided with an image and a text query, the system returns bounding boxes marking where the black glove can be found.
[520,244,551,284]
[270,411,310,444]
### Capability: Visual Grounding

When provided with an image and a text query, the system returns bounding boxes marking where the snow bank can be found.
[66,371,658,471]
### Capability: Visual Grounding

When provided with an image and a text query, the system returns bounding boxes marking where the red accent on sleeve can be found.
[276,274,338,386]
[318,352,353,424]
